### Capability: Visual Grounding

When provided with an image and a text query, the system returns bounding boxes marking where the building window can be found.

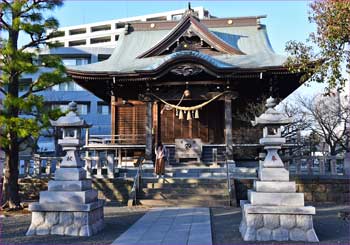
[97,103,110,115]
[90,36,111,44]
[98,54,111,62]
[69,28,86,35]
[77,104,89,115]
[68,40,86,47]
[62,58,89,66]
[51,81,84,91]
[91,24,111,32]
[172,14,182,21]
[115,23,126,29]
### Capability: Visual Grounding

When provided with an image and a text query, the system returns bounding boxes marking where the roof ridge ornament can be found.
[137,6,245,58]
[184,2,195,16]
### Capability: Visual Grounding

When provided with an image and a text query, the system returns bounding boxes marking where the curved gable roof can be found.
[66,14,286,76]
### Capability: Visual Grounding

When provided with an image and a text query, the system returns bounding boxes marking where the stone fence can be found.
[282,155,345,176]
[17,154,346,179]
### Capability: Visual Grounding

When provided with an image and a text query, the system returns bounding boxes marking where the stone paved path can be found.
[112,207,212,245]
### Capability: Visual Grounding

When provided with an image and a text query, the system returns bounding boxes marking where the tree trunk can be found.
[2,138,21,209]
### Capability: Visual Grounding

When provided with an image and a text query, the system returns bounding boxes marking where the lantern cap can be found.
[50,101,91,128]
[252,96,292,127]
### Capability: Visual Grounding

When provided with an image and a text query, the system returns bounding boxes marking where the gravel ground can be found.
[211,204,350,244]
[0,205,148,245]
[1,204,349,244]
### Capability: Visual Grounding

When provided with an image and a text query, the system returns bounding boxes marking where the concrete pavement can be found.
[112,207,212,245]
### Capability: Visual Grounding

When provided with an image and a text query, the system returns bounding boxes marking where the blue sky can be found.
[52,1,315,55]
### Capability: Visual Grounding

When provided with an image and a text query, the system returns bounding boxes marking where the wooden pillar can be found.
[156,102,161,144]
[145,99,153,163]
[111,95,116,143]
[225,93,234,164]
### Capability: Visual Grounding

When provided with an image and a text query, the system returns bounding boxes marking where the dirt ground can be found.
[1,204,349,244]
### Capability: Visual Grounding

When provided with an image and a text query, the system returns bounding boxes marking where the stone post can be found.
[46,159,52,177]
[212,148,218,167]
[24,159,30,177]
[95,155,102,178]
[344,152,350,176]
[117,148,122,167]
[330,156,337,175]
[319,157,325,175]
[26,102,104,237]
[33,155,41,177]
[295,157,301,174]
[307,158,313,175]
[258,152,266,171]
[107,153,115,179]
[86,159,92,179]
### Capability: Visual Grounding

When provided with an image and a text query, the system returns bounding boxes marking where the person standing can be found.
[155,142,167,178]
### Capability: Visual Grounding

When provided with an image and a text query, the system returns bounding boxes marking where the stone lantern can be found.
[239,97,319,242]
[27,102,104,237]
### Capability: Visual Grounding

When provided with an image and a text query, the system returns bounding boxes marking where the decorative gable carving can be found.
[137,10,245,58]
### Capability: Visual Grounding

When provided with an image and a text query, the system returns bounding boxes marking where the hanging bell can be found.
[194,109,199,119]
[175,109,179,116]
[187,110,192,120]
[179,110,184,120]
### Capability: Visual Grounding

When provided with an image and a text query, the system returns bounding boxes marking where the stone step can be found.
[254,181,296,193]
[145,182,227,189]
[141,193,228,200]
[142,177,227,184]
[259,168,289,181]
[139,198,229,207]
[248,190,304,206]
[39,189,98,204]
[142,187,228,195]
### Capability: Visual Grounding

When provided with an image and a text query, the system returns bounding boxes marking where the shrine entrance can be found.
[159,100,225,144]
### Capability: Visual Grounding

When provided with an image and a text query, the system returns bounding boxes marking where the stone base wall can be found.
[26,207,104,236]
[234,176,350,204]
[239,212,318,242]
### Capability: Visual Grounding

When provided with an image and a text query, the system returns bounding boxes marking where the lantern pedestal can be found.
[26,167,104,236]
[26,102,105,237]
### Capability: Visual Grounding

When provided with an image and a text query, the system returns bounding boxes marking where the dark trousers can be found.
[155,158,165,175]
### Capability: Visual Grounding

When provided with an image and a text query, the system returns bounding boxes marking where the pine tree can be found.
[0,0,67,210]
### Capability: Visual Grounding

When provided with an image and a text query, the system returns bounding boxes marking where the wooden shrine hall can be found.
[66,7,304,165]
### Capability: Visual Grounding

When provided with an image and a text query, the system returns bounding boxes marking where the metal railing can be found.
[127,156,145,206]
